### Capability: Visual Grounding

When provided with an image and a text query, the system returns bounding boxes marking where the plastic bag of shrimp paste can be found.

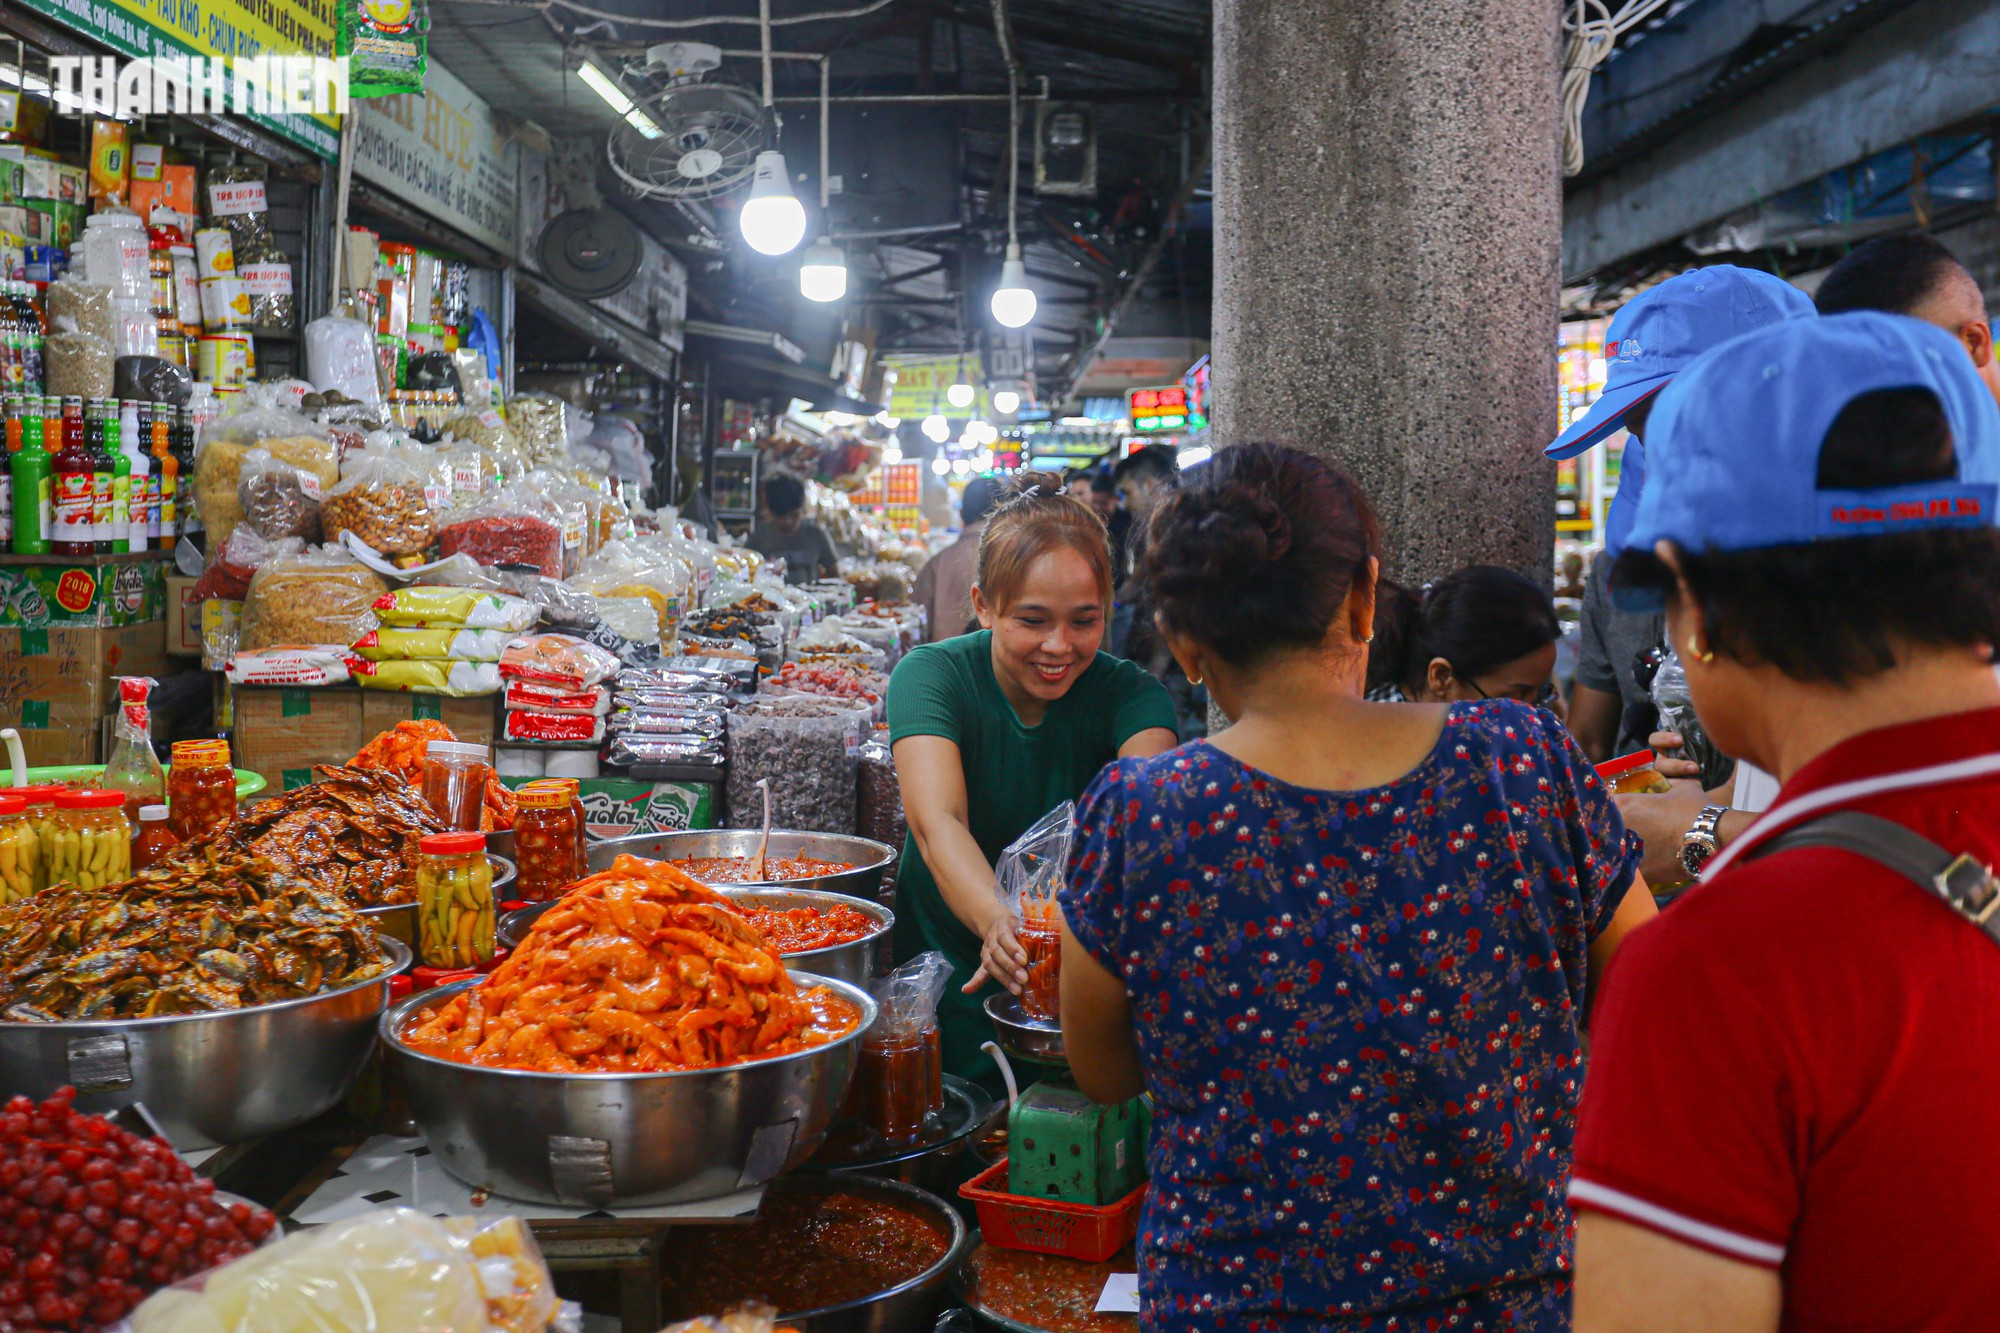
[995,801,1075,1020]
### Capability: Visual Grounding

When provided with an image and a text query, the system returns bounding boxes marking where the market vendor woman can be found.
[888,477,1177,1089]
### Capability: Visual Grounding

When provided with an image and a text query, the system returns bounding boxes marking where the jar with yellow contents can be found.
[2,785,63,892]
[416,831,495,968]
[48,790,132,891]
[0,793,40,904]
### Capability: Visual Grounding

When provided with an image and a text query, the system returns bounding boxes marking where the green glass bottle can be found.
[11,404,50,554]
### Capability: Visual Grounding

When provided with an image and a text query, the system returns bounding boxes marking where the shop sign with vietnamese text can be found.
[353,59,518,256]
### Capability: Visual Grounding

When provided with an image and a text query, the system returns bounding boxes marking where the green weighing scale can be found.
[983,990,1148,1206]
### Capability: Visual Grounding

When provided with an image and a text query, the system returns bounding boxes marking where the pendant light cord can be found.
[992,0,1022,250]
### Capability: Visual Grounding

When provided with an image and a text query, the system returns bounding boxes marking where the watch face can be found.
[1681,836,1716,877]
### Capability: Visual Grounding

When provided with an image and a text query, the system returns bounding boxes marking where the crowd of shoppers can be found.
[883,230,2000,1330]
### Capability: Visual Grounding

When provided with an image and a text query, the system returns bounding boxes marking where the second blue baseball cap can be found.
[1622,311,2000,569]
[1547,265,1816,460]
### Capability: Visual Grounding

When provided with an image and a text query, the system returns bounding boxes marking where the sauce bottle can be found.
[0,396,16,550]
[11,398,50,554]
[151,403,177,550]
[106,401,131,555]
[85,399,114,555]
[50,399,95,557]
[131,805,179,872]
[119,400,148,552]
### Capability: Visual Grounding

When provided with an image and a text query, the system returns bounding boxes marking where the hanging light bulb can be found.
[931,456,951,476]
[883,442,903,464]
[922,413,951,443]
[739,150,807,256]
[947,374,976,410]
[952,458,972,476]
[991,242,1037,329]
[799,237,847,302]
[992,389,1021,415]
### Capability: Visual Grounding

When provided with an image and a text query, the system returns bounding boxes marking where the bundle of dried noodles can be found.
[399,855,860,1072]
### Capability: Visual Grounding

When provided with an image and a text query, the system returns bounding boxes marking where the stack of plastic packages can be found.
[348,585,534,695]
[497,633,623,779]
[604,661,732,778]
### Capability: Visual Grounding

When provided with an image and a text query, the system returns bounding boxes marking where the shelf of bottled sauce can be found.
[2,398,194,559]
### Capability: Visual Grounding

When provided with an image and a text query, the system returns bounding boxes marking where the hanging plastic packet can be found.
[339,0,430,99]
[995,802,1075,1021]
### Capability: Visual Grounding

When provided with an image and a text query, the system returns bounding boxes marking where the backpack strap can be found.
[1750,810,2000,945]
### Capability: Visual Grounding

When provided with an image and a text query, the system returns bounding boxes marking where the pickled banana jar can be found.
[0,794,40,905]
[49,790,132,891]
[417,831,495,969]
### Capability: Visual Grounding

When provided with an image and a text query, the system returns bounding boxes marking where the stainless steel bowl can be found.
[0,938,411,1150]
[983,990,1067,1067]
[660,1174,969,1333]
[485,827,515,861]
[498,889,892,986]
[359,853,514,949]
[588,829,896,901]
[806,1074,1002,1203]
[385,969,879,1206]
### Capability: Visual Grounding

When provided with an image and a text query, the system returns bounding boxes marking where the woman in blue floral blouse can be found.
[1059,444,1656,1332]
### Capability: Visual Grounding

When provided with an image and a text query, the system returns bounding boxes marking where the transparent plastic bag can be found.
[858,728,905,869]
[593,595,661,646]
[239,544,388,651]
[997,801,1074,1019]
[506,393,569,467]
[726,696,868,833]
[1650,647,1737,791]
[304,313,383,406]
[323,446,438,556]
[499,632,621,689]
[495,570,602,629]
[193,528,298,603]
[196,387,339,546]
[439,487,566,577]
[237,446,324,541]
[47,275,117,343]
[570,539,693,641]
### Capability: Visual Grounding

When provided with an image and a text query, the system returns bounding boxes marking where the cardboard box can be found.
[229,686,368,792]
[0,624,172,765]
[23,200,83,249]
[0,206,44,244]
[500,775,719,840]
[164,576,202,657]
[0,559,166,628]
[0,147,61,201]
[360,691,497,746]
[129,166,197,228]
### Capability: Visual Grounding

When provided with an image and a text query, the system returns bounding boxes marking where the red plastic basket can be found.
[959,1156,1146,1262]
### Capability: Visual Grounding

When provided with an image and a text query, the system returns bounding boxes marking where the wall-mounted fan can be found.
[538,208,642,299]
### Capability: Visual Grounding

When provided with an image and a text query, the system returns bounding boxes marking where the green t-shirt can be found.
[886,630,1176,1090]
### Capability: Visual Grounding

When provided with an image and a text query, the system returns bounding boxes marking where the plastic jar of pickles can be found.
[417,831,495,968]
[0,794,40,905]
[421,741,493,832]
[2,785,63,893]
[49,790,132,891]
[513,783,581,903]
[168,739,237,841]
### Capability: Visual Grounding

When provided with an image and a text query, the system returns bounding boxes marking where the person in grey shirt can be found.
[745,473,840,586]
[1569,559,1663,763]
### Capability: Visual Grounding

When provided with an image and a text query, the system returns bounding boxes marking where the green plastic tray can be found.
[17,766,267,799]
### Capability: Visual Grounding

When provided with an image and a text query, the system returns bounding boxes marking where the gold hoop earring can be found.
[1186,674,1203,687]
[1687,637,1715,664]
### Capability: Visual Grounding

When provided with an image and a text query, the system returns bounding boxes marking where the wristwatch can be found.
[1680,805,1730,880]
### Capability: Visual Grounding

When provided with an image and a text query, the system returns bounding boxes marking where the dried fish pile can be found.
[189,765,448,908]
[0,844,392,1020]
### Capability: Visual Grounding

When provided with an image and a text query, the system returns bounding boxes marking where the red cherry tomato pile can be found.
[0,1087,276,1331]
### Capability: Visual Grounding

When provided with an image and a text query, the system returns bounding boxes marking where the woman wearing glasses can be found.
[1058,444,1655,1332]
[1365,566,1563,709]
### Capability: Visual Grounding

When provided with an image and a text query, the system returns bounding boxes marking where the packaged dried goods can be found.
[618,663,736,696]
[46,789,132,891]
[238,545,387,651]
[47,275,117,342]
[417,830,494,967]
[321,446,436,556]
[0,846,392,1020]
[193,765,446,908]
[351,657,501,696]
[500,633,621,690]
[506,680,610,715]
[438,491,565,577]
[125,1207,572,1333]
[0,1088,277,1333]
[608,708,726,739]
[371,585,538,631]
[303,312,383,407]
[195,392,339,546]
[765,660,885,705]
[442,406,516,456]
[235,445,323,540]
[726,696,871,835]
[399,855,864,1072]
[223,646,355,686]
[857,730,905,875]
[603,733,727,768]
[504,393,568,467]
[525,468,591,574]
[996,802,1074,1021]
[166,739,236,843]
[45,329,115,398]
[352,721,517,832]
[193,529,296,603]
[0,793,40,905]
[439,436,499,504]
[593,594,662,646]
[206,160,295,329]
[351,626,513,662]
[503,710,607,746]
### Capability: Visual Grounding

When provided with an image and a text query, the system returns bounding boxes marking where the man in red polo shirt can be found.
[1570,311,2000,1330]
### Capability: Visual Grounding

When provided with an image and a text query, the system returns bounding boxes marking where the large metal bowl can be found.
[358,853,515,949]
[0,938,411,1150]
[983,990,1067,1067]
[660,1174,969,1333]
[385,969,879,1206]
[588,829,896,901]
[499,888,893,987]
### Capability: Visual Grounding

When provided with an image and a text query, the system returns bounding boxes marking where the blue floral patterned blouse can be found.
[1060,702,1641,1332]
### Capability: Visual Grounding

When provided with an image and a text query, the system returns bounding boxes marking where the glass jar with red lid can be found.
[0,793,37,905]
[48,789,131,891]
[416,831,495,968]
[168,739,236,842]
[3,784,64,893]
[513,783,581,903]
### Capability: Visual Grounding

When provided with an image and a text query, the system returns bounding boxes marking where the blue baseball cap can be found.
[1622,311,2000,568]
[1547,265,1816,460]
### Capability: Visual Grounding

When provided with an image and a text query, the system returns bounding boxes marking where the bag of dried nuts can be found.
[322,445,438,557]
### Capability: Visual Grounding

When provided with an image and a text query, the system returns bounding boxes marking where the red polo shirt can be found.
[1572,705,2000,1330]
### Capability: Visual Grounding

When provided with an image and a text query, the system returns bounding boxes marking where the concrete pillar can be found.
[1210,0,1560,583]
